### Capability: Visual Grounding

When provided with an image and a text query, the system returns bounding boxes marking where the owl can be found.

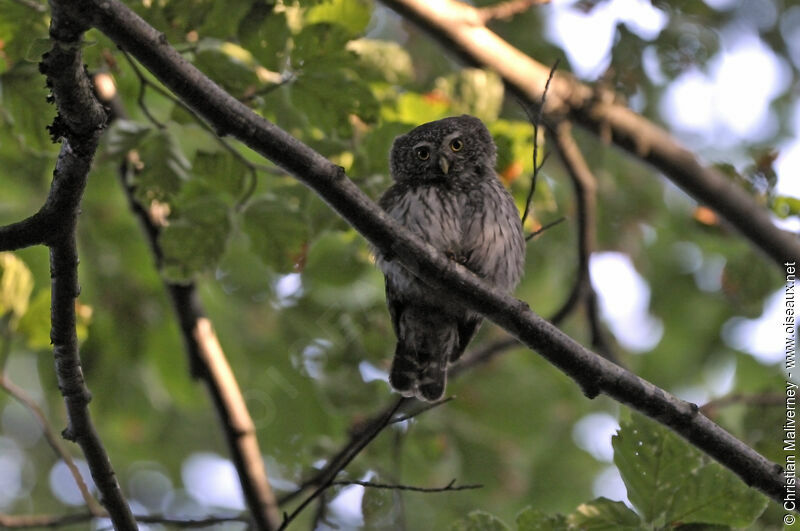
[375,115,525,402]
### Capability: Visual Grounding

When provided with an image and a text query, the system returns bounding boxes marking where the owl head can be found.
[389,115,497,183]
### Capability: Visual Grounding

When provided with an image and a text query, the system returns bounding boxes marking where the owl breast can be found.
[378,183,464,296]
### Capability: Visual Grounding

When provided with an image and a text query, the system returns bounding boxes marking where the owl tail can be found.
[391,308,456,402]
[389,344,447,402]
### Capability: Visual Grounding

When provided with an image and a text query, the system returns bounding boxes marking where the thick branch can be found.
[59,0,786,505]
[118,161,281,529]
[36,5,136,529]
[378,0,800,268]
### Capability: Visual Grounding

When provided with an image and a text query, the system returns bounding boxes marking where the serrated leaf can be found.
[191,151,246,200]
[305,0,371,37]
[347,39,413,84]
[0,253,33,328]
[292,23,352,65]
[613,412,768,528]
[515,506,568,531]
[566,498,641,530]
[194,39,260,98]
[381,91,451,126]
[449,510,510,531]
[291,67,379,137]
[239,7,289,71]
[159,197,231,281]
[243,196,309,273]
[134,129,191,202]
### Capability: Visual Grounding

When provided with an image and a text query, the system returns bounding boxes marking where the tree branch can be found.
[377,0,800,268]
[16,5,138,529]
[0,512,249,529]
[58,0,787,505]
[108,91,281,529]
[0,373,105,516]
[330,479,482,492]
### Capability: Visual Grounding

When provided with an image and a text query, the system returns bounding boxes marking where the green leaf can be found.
[16,290,50,350]
[0,252,33,328]
[381,92,451,125]
[105,120,152,157]
[434,68,504,122]
[347,39,414,84]
[134,128,191,202]
[566,498,641,530]
[191,151,247,201]
[292,23,352,65]
[449,510,510,531]
[159,197,231,281]
[194,39,260,98]
[613,412,769,528]
[239,7,289,71]
[305,0,372,37]
[515,506,568,531]
[772,195,800,219]
[243,195,309,273]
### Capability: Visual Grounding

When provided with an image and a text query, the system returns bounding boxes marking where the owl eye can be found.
[450,138,463,152]
[415,147,430,160]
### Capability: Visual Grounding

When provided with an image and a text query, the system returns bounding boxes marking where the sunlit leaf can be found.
[0,252,33,328]
[305,0,372,37]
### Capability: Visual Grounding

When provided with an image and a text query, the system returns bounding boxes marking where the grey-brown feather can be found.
[375,115,525,401]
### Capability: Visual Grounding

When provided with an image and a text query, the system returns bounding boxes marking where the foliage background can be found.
[0,0,796,528]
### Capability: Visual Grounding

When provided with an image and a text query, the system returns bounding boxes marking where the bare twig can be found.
[9,0,46,12]
[519,60,559,230]
[278,400,405,530]
[0,374,104,516]
[478,0,550,22]
[525,216,565,241]
[330,479,482,492]
[0,512,249,529]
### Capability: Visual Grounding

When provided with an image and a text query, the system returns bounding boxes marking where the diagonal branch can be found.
[111,110,281,528]
[377,0,800,268]
[57,0,786,505]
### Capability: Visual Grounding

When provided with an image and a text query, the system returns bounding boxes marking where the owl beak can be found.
[438,155,450,175]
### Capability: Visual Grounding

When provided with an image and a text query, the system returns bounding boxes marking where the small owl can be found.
[375,115,525,402]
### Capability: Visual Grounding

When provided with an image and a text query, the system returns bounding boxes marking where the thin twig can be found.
[9,0,46,12]
[390,396,455,424]
[278,399,405,530]
[330,479,482,492]
[0,512,249,529]
[0,373,105,516]
[700,392,784,416]
[525,216,565,241]
[520,60,559,231]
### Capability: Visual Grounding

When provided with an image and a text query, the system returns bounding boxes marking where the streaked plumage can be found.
[375,115,525,401]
